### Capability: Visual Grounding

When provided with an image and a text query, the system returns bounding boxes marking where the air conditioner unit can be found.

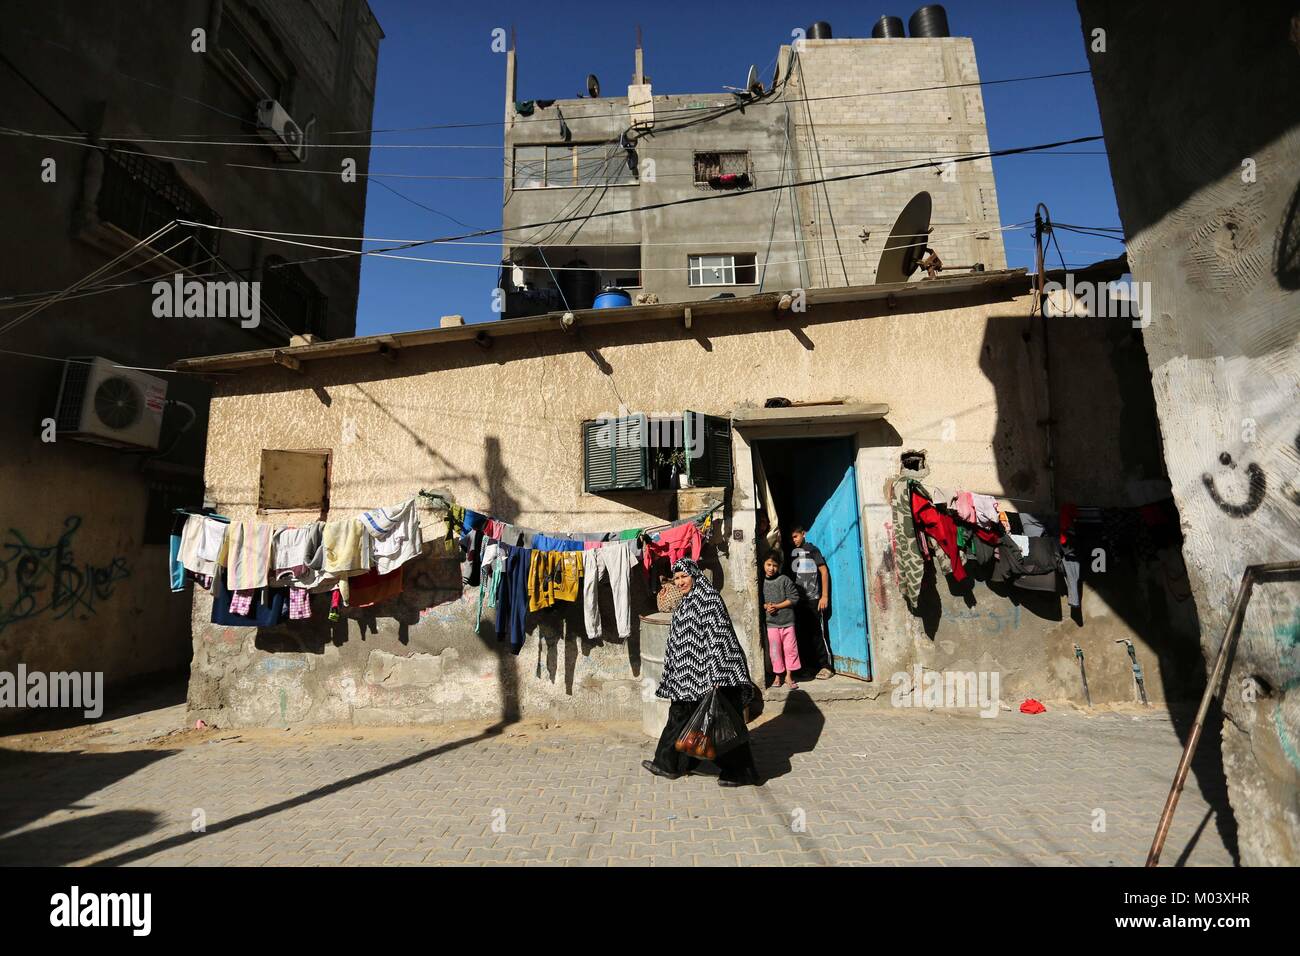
[255,98,305,162]
[54,357,167,450]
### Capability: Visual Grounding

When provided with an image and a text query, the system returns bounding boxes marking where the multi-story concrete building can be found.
[0,0,382,710]
[499,17,1005,316]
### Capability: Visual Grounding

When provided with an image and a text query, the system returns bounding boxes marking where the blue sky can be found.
[353,0,1121,336]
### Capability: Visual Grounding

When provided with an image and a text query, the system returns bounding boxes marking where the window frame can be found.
[513,143,637,190]
[687,253,758,287]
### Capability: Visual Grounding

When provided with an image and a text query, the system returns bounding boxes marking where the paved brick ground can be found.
[0,703,1236,866]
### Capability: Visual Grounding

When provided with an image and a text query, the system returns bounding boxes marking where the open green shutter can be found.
[685,411,733,487]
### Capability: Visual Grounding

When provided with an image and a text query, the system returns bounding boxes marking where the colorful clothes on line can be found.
[360,498,423,575]
[889,467,929,609]
[912,488,966,582]
[641,521,702,576]
[229,589,254,615]
[528,549,584,611]
[346,567,404,608]
[289,588,312,620]
[618,528,643,541]
[225,522,274,591]
[496,546,531,654]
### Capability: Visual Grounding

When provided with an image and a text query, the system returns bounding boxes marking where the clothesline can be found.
[415,489,723,542]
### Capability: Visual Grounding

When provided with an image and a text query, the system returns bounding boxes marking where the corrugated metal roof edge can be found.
[172,268,1031,372]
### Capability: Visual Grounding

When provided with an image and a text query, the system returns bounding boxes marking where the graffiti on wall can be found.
[0,516,131,633]
[1202,430,1300,517]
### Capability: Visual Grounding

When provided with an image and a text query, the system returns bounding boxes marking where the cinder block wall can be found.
[784,38,1008,286]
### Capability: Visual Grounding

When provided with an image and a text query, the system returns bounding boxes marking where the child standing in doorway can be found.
[789,525,834,680]
[762,551,801,688]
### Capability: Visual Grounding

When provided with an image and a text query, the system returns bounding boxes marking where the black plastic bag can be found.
[675,687,749,760]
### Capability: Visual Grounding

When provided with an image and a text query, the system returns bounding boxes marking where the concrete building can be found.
[1079,0,1300,865]
[174,266,1198,743]
[0,0,382,713]
[499,21,1005,317]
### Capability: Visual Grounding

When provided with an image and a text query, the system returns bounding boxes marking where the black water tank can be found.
[908,4,950,37]
[807,21,833,39]
[871,15,906,38]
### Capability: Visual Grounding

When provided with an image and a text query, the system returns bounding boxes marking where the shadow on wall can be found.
[971,306,1230,858]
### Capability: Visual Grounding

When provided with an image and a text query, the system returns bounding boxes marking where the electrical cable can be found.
[200,133,1104,271]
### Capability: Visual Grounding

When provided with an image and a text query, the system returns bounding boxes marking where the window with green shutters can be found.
[582,415,651,492]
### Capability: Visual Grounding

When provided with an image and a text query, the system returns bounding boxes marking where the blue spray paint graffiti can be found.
[0,516,131,633]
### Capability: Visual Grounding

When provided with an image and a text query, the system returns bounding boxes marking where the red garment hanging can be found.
[911,489,967,582]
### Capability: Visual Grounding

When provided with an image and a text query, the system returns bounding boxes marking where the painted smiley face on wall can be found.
[1202,431,1300,517]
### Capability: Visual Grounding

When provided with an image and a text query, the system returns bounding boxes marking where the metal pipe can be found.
[1074,643,1091,707]
[1146,560,1300,866]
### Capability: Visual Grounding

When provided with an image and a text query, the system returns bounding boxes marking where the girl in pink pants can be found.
[762,553,802,688]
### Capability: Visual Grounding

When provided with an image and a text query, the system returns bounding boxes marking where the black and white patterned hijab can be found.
[656,558,753,702]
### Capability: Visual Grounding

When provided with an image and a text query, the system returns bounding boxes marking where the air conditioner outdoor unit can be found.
[255,98,305,161]
[54,357,167,450]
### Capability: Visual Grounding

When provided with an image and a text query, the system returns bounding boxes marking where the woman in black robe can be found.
[642,558,762,787]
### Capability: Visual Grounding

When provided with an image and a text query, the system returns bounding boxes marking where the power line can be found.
[8,70,1096,153]
[194,133,1104,271]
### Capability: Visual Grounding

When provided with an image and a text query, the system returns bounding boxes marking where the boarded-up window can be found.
[258,449,330,511]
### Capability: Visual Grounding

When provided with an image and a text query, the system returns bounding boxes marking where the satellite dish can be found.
[586,74,601,98]
[745,64,762,95]
[875,191,933,284]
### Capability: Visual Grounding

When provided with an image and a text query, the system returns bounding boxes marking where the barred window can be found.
[693,151,752,188]
[97,145,221,268]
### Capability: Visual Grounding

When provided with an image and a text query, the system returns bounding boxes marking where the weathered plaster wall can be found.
[1078,0,1300,864]
[190,286,1201,730]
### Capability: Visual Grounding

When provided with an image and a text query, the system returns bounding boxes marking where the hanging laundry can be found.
[582,541,636,640]
[288,587,312,621]
[211,570,287,628]
[949,491,1003,530]
[618,528,643,541]
[641,522,702,576]
[271,523,323,584]
[360,498,424,575]
[320,518,371,577]
[224,521,275,591]
[346,567,404,608]
[229,589,254,615]
[484,518,505,541]
[178,514,225,578]
[476,539,506,633]
[912,489,966,582]
[168,514,188,592]
[528,549,584,611]
[888,465,928,609]
[990,533,1060,591]
[1059,502,1082,612]
[495,546,532,654]
[460,526,482,587]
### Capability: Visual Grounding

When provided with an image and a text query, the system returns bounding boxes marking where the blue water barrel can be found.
[593,288,632,309]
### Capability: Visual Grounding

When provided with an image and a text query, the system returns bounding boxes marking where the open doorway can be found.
[753,436,872,680]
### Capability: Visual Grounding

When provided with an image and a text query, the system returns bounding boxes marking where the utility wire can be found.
[9,70,1096,152]
[194,133,1104,271]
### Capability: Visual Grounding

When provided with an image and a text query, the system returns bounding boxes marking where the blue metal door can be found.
[768,437,872,679]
